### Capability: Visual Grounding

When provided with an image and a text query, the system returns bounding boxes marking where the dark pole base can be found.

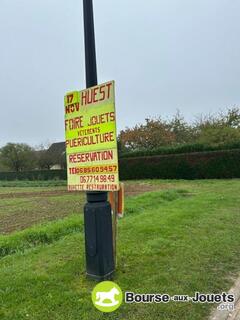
[84,191,115,281]
[86,270,114,281]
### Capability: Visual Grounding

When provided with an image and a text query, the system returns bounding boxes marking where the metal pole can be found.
[83,0,97,87]
[82,0,115,280]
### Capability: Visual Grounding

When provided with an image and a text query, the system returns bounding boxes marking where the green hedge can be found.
[0,169,67,181]
[119,149,240,179]
[0,149,239,181]
[120,142,240,158]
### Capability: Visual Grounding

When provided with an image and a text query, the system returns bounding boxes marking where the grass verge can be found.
[0,215,83,258]
[0,180,240,319]
[0,189,184,258]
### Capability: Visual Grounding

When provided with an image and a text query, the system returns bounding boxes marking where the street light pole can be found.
[82,0,115,280]
[83,0,97,87]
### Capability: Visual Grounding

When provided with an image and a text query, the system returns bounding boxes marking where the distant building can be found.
[47,142,66,170]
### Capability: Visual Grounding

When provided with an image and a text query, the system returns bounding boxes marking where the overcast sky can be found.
[0,0,239,147]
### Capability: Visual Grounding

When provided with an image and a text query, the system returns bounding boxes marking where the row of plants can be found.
[119,142,240,158]
[119,149,240,179]
[0,148,239,180]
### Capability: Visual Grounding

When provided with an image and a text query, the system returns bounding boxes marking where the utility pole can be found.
[82,0,115,280]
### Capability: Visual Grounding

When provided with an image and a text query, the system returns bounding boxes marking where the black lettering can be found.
[125,292,134,303]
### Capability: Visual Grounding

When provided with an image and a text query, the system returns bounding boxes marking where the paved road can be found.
[210,278,240,320]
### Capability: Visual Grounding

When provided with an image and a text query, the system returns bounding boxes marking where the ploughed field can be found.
[0,179,240,320]
[0,180,160,234]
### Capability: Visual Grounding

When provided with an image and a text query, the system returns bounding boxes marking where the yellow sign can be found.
[64,81,119,191]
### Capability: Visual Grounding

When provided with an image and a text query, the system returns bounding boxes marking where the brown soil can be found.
[0,183,165,235]
[0,184,161,199]
[0,190,70,199]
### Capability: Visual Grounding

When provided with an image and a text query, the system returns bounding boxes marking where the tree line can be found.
[118,107,240,153]
[0,143,66,172]
[0,107,239,172]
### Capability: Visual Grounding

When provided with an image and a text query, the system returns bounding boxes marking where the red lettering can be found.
[65,103,80,114]
[85,153,90,162]
[67,94,73,104]
[106,82,112,98]
[93,88,98,102]
[82,90,87,105]
[99,85,105,101]
[110,112,115,121]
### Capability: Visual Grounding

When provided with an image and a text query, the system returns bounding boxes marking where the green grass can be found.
[0,214,83,258]
[0,180,240,319]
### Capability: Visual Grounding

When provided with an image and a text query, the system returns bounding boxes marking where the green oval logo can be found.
[92,281,123,312]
